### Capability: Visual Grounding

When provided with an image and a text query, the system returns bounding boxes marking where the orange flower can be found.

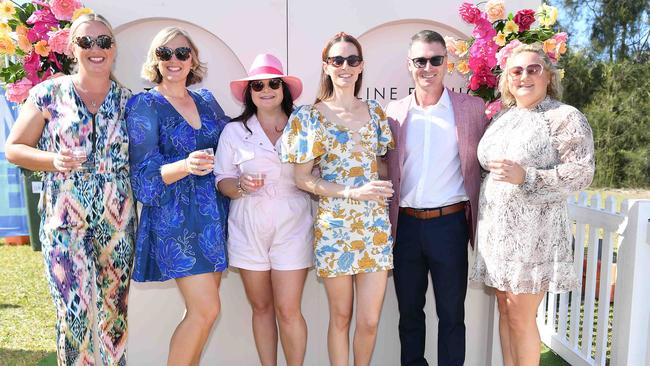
[348,166,364,177]
[16,24,27,37]
[350,240,365,251]
[543,38,557,55]
[456,60,470,74]
[17,34,32,53]
[372,232,388,246]
[318,268,330,277]
[350,220,364,234]
[447,61,455,73]
[0,35,16,55]
[357,252,377,270]
[34,40,50,57]
[312,140,326,156]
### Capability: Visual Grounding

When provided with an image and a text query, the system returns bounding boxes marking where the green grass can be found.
[0,244,56,366]
[541,343,571,365]
[1,242,572,365]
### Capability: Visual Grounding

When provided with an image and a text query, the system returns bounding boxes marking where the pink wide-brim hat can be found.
[230,53,303,103]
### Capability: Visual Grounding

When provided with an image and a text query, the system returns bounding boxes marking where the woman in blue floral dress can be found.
[280,32,394,366]
[126,27,229,365]
[6,14,135,366]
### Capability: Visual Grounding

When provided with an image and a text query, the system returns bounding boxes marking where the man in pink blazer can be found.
[385,30,487,366]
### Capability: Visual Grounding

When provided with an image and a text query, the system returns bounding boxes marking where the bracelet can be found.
[343,185,351,199]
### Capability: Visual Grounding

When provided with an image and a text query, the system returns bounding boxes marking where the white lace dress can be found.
[470,98,595,294]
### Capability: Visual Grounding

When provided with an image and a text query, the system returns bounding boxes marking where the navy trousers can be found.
[393,210,469,366]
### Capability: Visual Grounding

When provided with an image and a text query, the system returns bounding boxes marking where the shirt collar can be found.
[409,88,451,112]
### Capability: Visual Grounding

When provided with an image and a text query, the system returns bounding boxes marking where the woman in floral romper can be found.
[6,14,134,365]
[280,32,394,366]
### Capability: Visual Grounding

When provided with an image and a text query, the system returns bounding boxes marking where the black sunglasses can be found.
[250,78,283,92]
[326,55,363,68]
[155,46,192,61]
[410,55,446,68]
[74,35,114,50]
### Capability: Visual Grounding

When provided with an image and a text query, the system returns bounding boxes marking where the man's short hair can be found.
[409,30,446,50]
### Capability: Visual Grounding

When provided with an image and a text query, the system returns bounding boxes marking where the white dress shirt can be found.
[399,89,468,208]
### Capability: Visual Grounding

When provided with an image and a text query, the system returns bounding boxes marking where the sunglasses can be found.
[508,63,544,78]
[155,46,192,61]
[410,55,446,68]
[73,35,114,50]
[326,55,363,67]
[250,78,283,92]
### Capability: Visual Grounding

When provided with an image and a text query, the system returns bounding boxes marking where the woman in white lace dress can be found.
[470,43,595,366]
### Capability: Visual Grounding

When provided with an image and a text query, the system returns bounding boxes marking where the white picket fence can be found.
[536,193,650,366]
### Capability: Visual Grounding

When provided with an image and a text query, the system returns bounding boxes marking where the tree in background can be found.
[552,0,650,188]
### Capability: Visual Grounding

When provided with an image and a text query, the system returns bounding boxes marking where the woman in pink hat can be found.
[280,32,394,366]
[214,53,313,366]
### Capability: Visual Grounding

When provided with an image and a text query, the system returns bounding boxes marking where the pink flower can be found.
[469,66,498,90]
[48,52,63,72]
[23,51,41,85]
[495,39,522,69]
[513,9,536,31]
[459,2,482,24]
[553,32,568,43]
[51,0,82,21]
[48,29,71,56]
[469,39,498,71]
[485,100,503,119]
[5,78,33,104]
[472,17,497,40]
[26,9,58,42]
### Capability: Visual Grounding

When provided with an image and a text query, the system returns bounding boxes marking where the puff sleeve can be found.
[126,92,176,206]
[368,99,394,156]
[279,105,327,164]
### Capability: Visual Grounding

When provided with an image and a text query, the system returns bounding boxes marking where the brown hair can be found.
[314,32,364,104]
[498,43,563,107]
[141,27,206,86]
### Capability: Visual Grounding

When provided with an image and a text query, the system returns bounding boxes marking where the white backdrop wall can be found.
[85,1,539,364]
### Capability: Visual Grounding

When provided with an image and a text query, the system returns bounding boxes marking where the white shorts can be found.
[227,186,314,271]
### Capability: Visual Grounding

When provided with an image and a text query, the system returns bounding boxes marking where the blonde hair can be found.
[498,43,562,107]
[68,13,119,83]
[141,27,206,86]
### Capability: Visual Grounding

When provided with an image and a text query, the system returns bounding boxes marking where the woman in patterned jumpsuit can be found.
[280,32,394,366]
[6,14,135,366]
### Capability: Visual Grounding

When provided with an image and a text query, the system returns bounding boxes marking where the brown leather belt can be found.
[399,202,467,220]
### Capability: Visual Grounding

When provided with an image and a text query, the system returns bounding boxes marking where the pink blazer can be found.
[385,89,488,247]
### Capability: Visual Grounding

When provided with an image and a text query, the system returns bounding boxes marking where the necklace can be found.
[73,79,107,111]
[274,125,285,133]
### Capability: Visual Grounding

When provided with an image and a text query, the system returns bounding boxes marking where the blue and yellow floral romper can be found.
[280,99,395,277]
[31,76,135,366]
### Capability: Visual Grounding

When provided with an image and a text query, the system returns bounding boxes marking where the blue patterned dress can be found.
[126,88,229,282]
